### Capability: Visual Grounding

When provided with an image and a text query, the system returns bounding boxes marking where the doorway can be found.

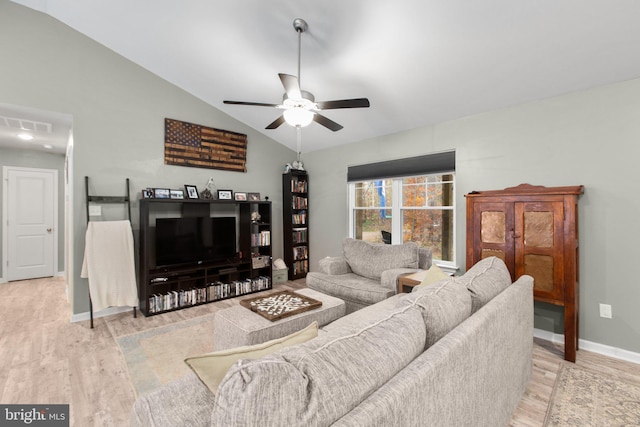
[2,166,58,281]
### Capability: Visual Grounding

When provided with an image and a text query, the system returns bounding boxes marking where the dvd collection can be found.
[148,276,271,314]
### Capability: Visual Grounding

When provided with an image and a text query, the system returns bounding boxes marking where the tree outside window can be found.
[349,173,455,264]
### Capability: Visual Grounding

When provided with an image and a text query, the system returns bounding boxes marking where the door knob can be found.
[47,228,52,232]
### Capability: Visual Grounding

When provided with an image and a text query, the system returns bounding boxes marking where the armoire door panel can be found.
[470,201,515,279]
[515,201,564,301]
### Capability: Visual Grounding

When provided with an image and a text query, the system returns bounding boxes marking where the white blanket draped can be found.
[81,220,139,312]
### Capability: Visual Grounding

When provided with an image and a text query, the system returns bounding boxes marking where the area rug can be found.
[117,315,215,397]
[544,363,640,426]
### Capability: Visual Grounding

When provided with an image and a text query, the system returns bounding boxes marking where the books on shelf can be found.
[251,230,271,246]
[292,260,309,276]
[292,227,307,244]
[291,180,307,193]
[147,276,272,314]
[292,211,307,225]
[292,196,307,209]
[293,246,308,260]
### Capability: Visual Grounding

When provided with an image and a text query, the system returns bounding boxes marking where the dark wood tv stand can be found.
[138,198,272,316]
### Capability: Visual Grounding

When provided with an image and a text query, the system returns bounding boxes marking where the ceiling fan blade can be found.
[279,73,302,100]
[265,115,286,130]
[313,114,343,132]
[316,98,370,110]
[223,100,279,107]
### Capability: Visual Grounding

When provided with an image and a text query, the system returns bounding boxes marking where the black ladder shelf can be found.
[84,176,137,328]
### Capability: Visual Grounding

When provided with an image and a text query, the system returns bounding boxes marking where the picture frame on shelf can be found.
[184,185,199,199]
[170,189,184,199]
[234,192,247,201]
[217,189,233,200]
[142,188,154,199]
[248,192,261,201]
[153,188,170,199]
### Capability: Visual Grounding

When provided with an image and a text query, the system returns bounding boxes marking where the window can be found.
[347,152,456,266]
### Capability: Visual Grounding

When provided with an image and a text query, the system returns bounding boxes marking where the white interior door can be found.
[3,167,57,281]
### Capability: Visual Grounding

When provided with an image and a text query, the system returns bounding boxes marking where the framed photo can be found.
[217,189,233,200]
[142,188,154,199]
[248,192,261,201]
[184,185,199,199]
[234,192,247,201]
[153,188,170,199]
[170,189,184,199]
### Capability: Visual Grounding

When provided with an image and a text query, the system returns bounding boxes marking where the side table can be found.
[397,270,428,293]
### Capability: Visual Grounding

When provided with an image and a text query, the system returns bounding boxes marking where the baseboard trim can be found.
[534,328,640,364]
[71,305,135,323]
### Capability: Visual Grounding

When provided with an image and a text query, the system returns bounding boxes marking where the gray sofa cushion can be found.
[343,238,419,280]
[130,372,214,427]
[318,256,352,275]
[399,279,472,348]
[456,256,512,313]
[306,272,395,306]
[211,305,426,426]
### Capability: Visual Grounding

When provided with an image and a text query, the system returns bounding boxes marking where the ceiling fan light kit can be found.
[223,18,370,132]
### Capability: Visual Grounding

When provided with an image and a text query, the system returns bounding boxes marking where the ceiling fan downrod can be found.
[293,18,307,86]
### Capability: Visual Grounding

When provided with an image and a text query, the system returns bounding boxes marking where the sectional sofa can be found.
[131,256,533,426]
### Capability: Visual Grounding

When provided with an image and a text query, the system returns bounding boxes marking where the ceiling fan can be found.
[223,18,370,132]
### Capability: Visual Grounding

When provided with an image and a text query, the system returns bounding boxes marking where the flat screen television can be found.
[155,217,236,267]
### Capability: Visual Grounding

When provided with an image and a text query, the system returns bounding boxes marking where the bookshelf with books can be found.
[283,170,309,280]
[138,198,272,316]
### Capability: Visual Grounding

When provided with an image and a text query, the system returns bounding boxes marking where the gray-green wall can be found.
[0,147,66,277]
[0,1,294,314]
[3,1,639,356]
[305,77,640,354]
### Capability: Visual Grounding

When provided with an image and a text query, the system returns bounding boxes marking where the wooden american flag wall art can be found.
[164,118,247,172]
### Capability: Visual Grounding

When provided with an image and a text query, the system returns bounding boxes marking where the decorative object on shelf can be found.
[170,189,184,199]
[284,163,292,173]
[239,290,322,321]
[217,189,233,200]
[251,211,261,223]
[248,192,261,201]
[201,177,216,200]
[154,188,170,199]
[292,160,305,170]
[234,192,247,201]
[184,185,199,199]
[200,188,213,199]
[142,188,154,198]
[164,118,247,172]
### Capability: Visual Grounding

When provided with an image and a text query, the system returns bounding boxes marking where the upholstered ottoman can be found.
[213,288,345,350]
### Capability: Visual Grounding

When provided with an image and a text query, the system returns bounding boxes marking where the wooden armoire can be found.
[465,184,583,362]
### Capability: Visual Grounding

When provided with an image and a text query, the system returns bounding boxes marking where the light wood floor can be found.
[1,276,638,426]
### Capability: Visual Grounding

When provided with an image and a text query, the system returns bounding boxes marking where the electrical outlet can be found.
[599,303,612,319]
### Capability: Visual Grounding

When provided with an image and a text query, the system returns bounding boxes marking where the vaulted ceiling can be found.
[8,0,640,153]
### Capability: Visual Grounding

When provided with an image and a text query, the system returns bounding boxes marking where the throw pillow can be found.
[399,280,472,348]
[458,256,512,313]
[184,321,318,394]
[411,264,450,292]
